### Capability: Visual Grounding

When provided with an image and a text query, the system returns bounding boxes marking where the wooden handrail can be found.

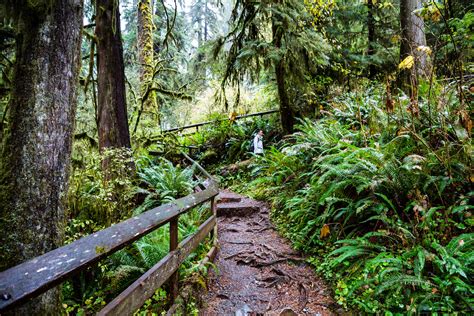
[0,154,219,314]
[162,109,279,133]
[182,152,215,181]
[98,215,217,315]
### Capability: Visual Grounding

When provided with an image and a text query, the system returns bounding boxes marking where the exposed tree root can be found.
[298,283,308,311]
[225,241,254,245]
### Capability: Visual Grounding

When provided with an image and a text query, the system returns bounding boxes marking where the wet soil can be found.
[199,190,335,315]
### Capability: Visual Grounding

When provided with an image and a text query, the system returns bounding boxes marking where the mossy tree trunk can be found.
[95,0,132,152]
[0,0,83,314]
[95,0,134,226]
[272,9,294,135]
[137,0,158,125]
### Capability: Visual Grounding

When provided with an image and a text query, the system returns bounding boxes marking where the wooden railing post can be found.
[169,217,179,303]
[211,197,217,241]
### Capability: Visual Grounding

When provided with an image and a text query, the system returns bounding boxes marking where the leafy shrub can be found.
[178,113,281,164]
[68,146,136,228]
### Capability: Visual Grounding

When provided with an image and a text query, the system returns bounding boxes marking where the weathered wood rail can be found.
[163,109,279,134]
[0,153,219,315]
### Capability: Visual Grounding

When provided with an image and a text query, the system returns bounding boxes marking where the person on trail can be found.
[253,130,264,155]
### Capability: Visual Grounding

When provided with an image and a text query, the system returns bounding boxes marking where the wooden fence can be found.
[0,153,219,315]
[163,109,279,134]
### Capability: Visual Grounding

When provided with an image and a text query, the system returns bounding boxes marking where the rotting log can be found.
[220,159,252,176]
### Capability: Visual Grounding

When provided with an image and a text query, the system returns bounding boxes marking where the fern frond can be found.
[375,275,432,295]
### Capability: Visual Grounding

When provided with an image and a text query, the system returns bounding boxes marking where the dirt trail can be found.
[199,190,335,315]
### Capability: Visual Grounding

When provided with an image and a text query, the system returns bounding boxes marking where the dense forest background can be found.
[0,0,472,314]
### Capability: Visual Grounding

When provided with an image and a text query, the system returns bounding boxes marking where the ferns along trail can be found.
[0,0,472,315]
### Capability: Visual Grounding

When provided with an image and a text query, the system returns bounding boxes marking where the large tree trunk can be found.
[95,0,132,151]
[367,0,376,79]
[95,0,134,226]
[0,0,83,314]
[275,61,294,134]
[137,0,158,128]
[272,15,294,135]
[400,0,428,76]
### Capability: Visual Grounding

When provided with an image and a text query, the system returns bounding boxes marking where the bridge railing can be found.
[0,153,219,315]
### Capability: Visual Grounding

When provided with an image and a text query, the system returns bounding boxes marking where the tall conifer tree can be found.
[0,0,83,313]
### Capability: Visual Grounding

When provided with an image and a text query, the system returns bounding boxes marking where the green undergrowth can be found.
[178,113,282,166]
[233,82,473,313]
[62,112,282,315]
[63,149,213,315]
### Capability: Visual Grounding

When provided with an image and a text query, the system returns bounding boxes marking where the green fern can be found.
[375,275,432,295]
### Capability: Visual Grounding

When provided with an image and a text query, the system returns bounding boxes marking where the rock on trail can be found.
[199,190,335,315]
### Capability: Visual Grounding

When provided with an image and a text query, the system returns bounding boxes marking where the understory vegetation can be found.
[230,82,473,313]
[178,114,281,165]
[62,115,279,314]
[64,151,211,314]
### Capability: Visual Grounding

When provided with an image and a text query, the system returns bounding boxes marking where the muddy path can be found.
[199,190,336,315]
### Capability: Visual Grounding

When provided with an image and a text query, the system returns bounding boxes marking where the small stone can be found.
[235,304,252,316]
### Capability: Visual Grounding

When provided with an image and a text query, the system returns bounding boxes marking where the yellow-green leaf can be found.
[398,55,414,70]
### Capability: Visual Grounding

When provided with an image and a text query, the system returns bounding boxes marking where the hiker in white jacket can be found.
[253,130,264,155]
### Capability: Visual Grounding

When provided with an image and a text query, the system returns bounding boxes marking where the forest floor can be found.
[199,190,337,315]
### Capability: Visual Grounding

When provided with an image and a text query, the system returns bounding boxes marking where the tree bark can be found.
[400,0,428,76]
[0,0,83,314]
[95,0,132,151]
[137,0,158,117]
[367,0,376,79]
[272,14,294,134]
[275,61,294,135]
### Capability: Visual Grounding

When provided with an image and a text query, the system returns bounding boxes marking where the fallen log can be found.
[219,159,253,176]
